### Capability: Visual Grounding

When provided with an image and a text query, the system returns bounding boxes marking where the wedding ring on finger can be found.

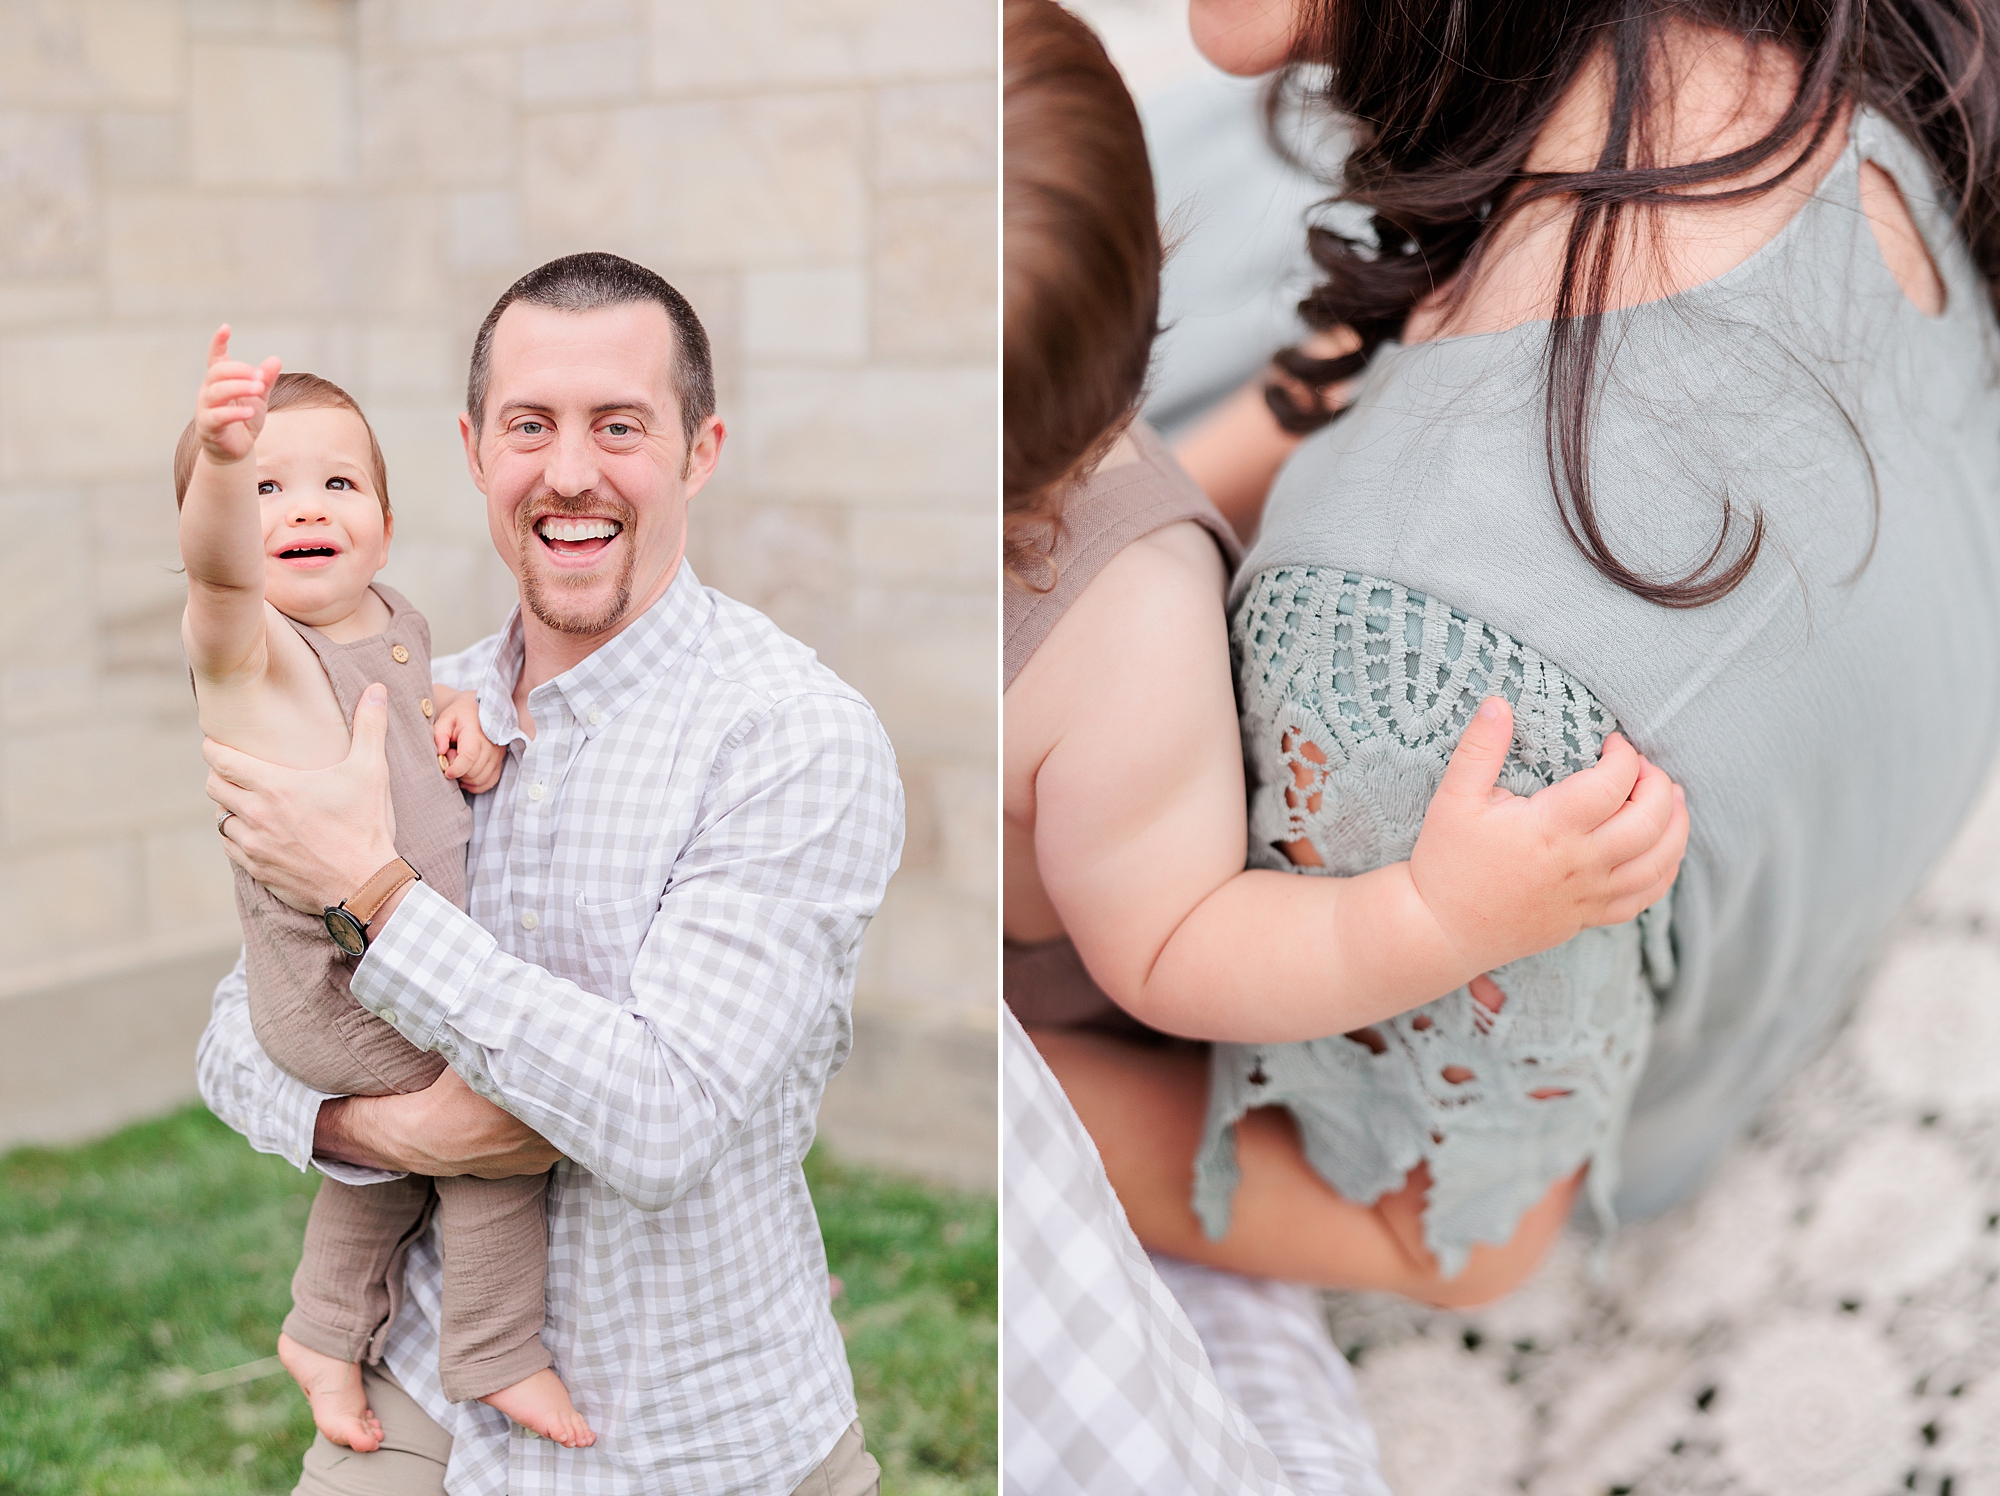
[216,810,235,838]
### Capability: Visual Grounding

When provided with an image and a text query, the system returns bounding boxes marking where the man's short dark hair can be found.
[466,251,716,445]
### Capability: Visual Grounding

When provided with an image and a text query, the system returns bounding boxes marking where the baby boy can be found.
[179,327,593,1450]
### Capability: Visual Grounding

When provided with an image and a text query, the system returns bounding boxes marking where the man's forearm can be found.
[314,1072,561,1179]
[312,1094,392,1172]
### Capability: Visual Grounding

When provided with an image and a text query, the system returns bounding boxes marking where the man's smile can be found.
[533,514,625,565]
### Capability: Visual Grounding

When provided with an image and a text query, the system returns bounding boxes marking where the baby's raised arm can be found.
[180,325,283,684]
[1024,530,1687,1045]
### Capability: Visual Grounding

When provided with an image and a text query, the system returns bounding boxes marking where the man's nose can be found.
[545,424,601,496]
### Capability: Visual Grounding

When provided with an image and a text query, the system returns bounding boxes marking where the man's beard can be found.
[517,490,638,637]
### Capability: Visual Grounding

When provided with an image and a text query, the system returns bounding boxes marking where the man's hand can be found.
[1408,697,1689,972]
[315,1067,561,1178]
[209,682,400,914]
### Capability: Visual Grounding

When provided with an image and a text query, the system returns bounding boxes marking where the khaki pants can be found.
[293,1366,882,1495]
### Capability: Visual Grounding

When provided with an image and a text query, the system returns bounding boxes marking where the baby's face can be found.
[255,406,392,627]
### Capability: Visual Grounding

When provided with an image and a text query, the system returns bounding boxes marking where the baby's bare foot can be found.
[481,1368,596,1448]
[277,1332,383,1453]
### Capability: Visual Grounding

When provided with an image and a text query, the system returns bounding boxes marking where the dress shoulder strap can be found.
[1004,423,1242,690]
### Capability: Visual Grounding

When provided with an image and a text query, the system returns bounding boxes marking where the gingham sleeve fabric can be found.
[1003,1010,1300,1496]
[352,691,902,1210]
[194,949,344,1174]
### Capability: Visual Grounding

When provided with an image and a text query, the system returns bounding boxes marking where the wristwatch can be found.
[323,857,422,956]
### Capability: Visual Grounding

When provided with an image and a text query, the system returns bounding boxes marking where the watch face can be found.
[324,906,368,957]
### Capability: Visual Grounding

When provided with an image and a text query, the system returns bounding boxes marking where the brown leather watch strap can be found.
[344,857,421,929]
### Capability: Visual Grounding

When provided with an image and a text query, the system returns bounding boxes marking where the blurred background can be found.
[0,0,997,1190]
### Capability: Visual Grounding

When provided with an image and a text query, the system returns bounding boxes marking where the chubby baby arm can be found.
[1026,528,1688,1046]
[431,685,504,793]
[180,325,284,682]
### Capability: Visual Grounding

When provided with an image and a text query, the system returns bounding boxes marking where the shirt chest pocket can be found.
[571,889,661,994]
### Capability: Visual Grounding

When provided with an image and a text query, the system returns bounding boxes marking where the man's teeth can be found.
[537,518,621,542]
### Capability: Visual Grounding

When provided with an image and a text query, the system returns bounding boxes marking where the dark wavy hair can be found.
[1269,0,2000,607]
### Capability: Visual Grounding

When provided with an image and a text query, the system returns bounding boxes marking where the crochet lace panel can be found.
[1195,569,1672,1279]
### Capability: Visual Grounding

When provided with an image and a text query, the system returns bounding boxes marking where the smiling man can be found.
[196,253,904,1496]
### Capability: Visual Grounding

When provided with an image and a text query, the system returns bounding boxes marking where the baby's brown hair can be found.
[173,372,391,516]
[1003,0,1160,577]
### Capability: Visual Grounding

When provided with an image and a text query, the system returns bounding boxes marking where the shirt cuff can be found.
[269,1071,340,1172]
[352,878,497,1054]
[313,1155,409,1186]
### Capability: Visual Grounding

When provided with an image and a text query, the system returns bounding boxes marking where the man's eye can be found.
[606,422,634,436]
[326,476,354,490]
[257,480,278,495]
[517,420,546,435]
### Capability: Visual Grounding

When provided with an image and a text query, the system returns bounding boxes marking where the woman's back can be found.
[1239,110,2000,1214]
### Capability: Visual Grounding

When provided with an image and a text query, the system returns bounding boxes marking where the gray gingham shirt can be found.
[1003,1012,1300,1496]
[197,563,904,1495]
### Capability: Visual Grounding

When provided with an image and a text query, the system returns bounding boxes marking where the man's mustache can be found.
[517,490,638,537]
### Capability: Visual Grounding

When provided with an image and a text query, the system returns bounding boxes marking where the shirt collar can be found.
[477,562,712,747]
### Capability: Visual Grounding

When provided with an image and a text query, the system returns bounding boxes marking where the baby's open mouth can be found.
[277,544,339,563]
[534,515,623,561]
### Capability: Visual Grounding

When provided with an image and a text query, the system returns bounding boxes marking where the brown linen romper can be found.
[237,585,554,1404]
[1003,423,1241,1033]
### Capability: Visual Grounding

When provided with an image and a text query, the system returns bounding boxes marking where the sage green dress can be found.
[1192,111,2000,1277]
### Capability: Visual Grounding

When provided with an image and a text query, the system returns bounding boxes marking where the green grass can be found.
[0,1106,996,1496]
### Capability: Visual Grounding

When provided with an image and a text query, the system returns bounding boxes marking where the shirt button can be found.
[587,710,602,726]
[520,911,538,931]
[390,644,410,664]
[420,697,433,718]
[378,1009,396,1025]
[528,783,545,801]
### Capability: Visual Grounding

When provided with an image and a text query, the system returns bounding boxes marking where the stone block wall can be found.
[0,0,997,1150]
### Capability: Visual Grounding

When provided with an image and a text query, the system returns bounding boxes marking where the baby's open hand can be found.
[433,694,504,794]
[1409,697,1688,973]
[195,325,282,465]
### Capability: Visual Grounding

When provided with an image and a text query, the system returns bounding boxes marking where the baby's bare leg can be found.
[283,1175,435,1450]
[1033,1026,1578,1309]
[432,1172,593,1448]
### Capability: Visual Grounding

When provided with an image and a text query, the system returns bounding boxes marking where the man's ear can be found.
[458,412,487,492]
[679,414,725,498]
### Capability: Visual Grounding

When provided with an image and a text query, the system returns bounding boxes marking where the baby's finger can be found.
[1605,786,1689,903]
[1588,755,1677,865]
[1435,696,1515,805]
[433,718,455,757]
[256,354,283,394]
[1535,732,1641,833]
[203,377,267,405]
[207,324,232,366]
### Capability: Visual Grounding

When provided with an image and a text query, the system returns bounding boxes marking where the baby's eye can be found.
[326,476,354,490]
[257,480,279,495]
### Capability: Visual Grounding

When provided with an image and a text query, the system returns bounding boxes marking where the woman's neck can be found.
[1405,24,1844,344]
